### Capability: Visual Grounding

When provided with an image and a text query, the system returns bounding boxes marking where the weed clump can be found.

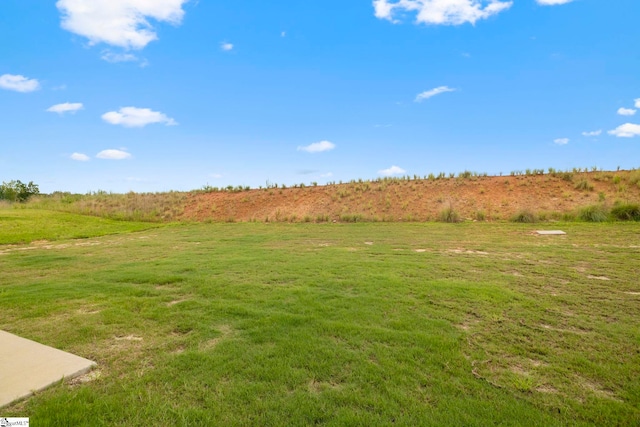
[439,206,461,223]
[611,203,640,221]
[340,214,364,223]
[574,179,594,191]
[579,205,609,222]
[511,210,537,223]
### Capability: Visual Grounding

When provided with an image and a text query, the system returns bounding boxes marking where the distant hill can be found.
[182,170,640,223]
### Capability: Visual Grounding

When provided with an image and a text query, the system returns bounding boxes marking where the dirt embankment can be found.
[181,171,640,222]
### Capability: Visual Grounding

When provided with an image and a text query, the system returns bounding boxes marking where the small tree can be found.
[0,180,40,202]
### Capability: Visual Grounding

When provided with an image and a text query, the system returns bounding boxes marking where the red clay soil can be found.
[181,171,640,223]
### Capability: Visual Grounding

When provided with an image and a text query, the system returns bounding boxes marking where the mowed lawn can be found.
[1,212,639,425]
[0,209,162,245]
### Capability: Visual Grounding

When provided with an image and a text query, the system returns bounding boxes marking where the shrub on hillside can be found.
[574,179,594,191]
[611,203,640,221]
[439,206,461,223]
[579,204,609,222]
[511,210,537,223]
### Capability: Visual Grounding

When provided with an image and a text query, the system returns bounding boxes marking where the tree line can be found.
[0,180,40,202]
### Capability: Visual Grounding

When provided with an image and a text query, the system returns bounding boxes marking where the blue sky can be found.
[1,0,639,193]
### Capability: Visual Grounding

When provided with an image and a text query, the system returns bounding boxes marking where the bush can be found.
[511,210,537,223]
[611,203,640,221]
[574,179,594,191]
[439,206,461,223]
[0,180,39,202]
[579,205,609,222]
[560,172,574,182]
[340,214,364,223]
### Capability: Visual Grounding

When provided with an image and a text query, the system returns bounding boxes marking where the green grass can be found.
[0,208,162,244]
[1,215,639,425]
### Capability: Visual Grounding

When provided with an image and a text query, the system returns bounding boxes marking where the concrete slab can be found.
[535,230,567,235]
[0,330,96,408]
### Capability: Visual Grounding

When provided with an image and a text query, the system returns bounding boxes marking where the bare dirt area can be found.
[181,170,640,222]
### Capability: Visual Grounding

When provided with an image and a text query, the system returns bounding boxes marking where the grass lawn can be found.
[0,208,162,245]
[1,216,639,425]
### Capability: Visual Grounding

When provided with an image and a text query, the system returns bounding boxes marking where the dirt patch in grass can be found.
[447,249,489,255]
[307,379,343,394]
[114,335,143,342]
[587,275,611,281]
[69,369,102,387]
[581,380,621,401]
[166,298,190,307]
[200,325,233,351]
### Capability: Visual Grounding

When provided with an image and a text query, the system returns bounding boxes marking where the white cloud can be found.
[536,0,575,5]
[608,123,640,138]
[378,165,406,176]
[70,152,90,161]
[373,0,513,26]
[102,107,177,127]
[209,173,223,179]
[96,149,132,160]
[101,51,138,63]
[47,102,84,114]
[220,42,234,51]
[415,86,456,102]
[56,0,189,50]
[320,172,333,178]
[281,31,286,37]
[618,107,637,116]
[554,138,569,145]
[582,130,602,137]
[297,140,336,153]
[0,74,40,92]
[101,51,149,67]
[635,99,640,109]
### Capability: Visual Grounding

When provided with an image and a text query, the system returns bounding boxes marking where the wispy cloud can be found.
[582,130,602,137]
[47,102,84,114]
[378,165,406,176]
[101,51,138,63]
[220,42,234,51]
[0,74,40,92]
[415,86,456,102]
[608,123,640,138]
[618,107,637,116]
[554,138,569,145]
[101,50,148,67]
[373,0,512,26]
[102,107,177,128]
[297,169,320,175]
[96,149,132,160]
[635,98,640,109]
[320,172,333,178]
[297,140,336,153]
[209,173,223,179]
[70,152,90,161]
[56,0,189,50]
[536,0,575,5]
